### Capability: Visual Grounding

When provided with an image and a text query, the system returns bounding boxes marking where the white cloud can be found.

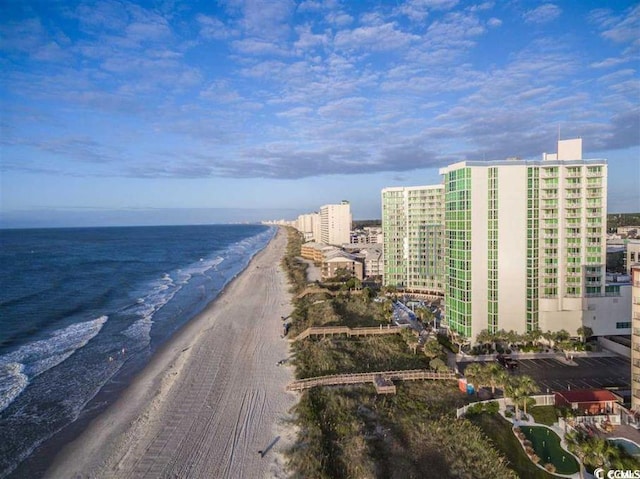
[589,4,640,43]
[325,12,354,27]
[487,17,502,28]
[334,22,420,52]
[197,14,234,40]
[523,3,562,24]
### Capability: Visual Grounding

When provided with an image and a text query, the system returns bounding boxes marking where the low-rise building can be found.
[351,227,383,245]
[555,389,621,415]
[321,250,364,281]
[584,282,632,337]
[626,239,640,274]
[300,242,337,263]
[344,244,383,279]
[618,226,640,238]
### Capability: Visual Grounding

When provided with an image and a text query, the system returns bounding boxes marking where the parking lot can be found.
[459,355,630,393]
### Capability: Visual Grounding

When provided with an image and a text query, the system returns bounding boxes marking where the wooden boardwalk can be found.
[292,325,403,342]
[286,369,456,392]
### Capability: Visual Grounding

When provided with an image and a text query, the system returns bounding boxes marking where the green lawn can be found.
[530,405,558,426]
[469,413,558,479]
[521,426,580,475]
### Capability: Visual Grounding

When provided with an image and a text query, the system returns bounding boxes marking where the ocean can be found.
[0,224,275,478]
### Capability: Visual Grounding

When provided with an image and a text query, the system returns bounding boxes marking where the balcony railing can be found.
[586,170,602,177]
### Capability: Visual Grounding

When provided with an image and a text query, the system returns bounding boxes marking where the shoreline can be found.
[45,227,297,478]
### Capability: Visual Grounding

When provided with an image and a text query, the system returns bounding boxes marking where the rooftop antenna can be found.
[558,124,561,144]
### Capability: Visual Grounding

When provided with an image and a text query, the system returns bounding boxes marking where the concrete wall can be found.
[597,336,630,358]
[585,284,631,336]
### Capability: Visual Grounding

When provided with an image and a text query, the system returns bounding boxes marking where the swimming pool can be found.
[608,437,640,457]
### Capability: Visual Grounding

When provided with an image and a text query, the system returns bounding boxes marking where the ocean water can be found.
[0,224,275,478]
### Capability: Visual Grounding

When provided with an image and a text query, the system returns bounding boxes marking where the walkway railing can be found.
[455,394,555,418]
[286,368,456,391]
[292,325,403,342]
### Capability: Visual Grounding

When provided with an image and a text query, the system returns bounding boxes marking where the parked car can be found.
[496,354,518,370]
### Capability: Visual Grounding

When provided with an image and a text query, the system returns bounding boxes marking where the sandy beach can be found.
[46,228,297,479]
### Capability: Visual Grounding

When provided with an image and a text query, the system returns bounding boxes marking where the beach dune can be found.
[46,228,296,478]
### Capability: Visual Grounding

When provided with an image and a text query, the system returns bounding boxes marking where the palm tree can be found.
[505,375,539,418]
[423,338,443,360]
[476,329,495,348]
[524,328,542,345]
[516,375,539,416]
[577,326,593,343]
[582,437,621,470]
[554,329,570,342]
[485,362,507,396]
[504,378,524,418]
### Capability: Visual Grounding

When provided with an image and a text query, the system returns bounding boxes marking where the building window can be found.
[616,322,631,329]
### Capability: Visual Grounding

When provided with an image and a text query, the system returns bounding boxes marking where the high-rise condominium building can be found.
[440,139,607,340]
[632,264,640,411]
[381,185,444,296]
[296,212,320,242]
[320,201,352,246]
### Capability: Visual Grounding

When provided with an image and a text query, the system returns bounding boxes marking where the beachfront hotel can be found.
[382,139,609,342]
[440,138,607,341]
[320,200,352,246]
[381,185,444,296]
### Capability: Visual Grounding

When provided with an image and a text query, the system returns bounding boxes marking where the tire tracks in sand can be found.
[74,229,297,479]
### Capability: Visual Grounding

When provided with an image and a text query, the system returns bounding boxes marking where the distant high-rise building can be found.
[381,185,444,296]
[440,139,607,340]
[320,201,352,246]
[296,212,320,241]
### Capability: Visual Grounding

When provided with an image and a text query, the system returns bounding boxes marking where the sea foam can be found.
[0,315,108,412]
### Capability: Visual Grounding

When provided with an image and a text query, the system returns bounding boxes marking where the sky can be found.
[1,0,639,228]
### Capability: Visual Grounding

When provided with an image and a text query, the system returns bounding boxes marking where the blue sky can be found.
[1,0,639,227]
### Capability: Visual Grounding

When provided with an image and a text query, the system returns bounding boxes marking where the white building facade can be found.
[320,201,352,246]
[439,139,608,341]
[296,213,320,242]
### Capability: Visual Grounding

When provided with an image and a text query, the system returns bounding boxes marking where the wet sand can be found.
[46,227,297,478]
